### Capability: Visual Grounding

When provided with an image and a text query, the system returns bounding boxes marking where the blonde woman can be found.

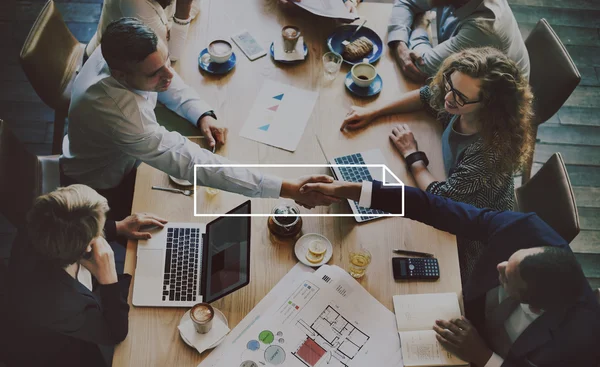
[5,185,167,366]
[341,47,534,281]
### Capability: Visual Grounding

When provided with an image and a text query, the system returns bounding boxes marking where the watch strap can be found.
[405,151,429,168]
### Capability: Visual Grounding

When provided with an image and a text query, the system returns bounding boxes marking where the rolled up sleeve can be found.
[157,71,213,127]
[388,0,431,44]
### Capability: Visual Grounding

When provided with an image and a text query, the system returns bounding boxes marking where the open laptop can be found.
[317,138,390,223]
[133,201,251,307]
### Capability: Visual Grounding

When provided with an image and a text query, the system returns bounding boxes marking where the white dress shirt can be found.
[61,47,281,198]
[86,0,201,61]
[357,181,542,367]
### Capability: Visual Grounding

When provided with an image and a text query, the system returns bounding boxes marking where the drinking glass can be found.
[348,247,372,278]
[323,52,343,81]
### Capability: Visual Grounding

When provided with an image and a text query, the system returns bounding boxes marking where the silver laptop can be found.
[317,138,390,223]
[133,201,251,307]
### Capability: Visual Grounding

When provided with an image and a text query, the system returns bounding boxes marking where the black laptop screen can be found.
[201,201,251,304]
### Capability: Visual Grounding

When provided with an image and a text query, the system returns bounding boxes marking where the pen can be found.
[392,249,434,257]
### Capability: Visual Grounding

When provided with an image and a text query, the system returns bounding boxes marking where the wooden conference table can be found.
[113,1,461,366]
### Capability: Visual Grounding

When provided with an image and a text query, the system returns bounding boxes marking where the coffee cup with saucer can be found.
[179,306,229,350]
[198,39,236,75]
[345,58,383,97]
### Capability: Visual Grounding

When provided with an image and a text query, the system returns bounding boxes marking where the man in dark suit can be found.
[3,185,167,367]
[300,180,600,367]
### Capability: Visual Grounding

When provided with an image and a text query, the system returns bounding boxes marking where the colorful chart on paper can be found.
[239,80,318,152]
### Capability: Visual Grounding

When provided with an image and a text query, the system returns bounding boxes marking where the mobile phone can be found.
[392,257,440,280]
[231,30,267,61]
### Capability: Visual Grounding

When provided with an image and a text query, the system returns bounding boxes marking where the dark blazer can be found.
[3,221,131,367]
[370,181,600,367]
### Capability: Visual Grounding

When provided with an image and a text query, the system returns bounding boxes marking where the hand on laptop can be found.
[80,236,118,285]
[340,105,378,131]
[281,175,341,209]
[300,180,362,202]
[116,213,168,240]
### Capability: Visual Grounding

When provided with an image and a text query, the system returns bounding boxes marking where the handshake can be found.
[281,175,363,209]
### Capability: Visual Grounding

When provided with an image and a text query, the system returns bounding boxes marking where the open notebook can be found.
[393,293,468,366]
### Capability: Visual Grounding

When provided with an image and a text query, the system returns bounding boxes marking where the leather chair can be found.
[0,119,60,229]
[522,19,580,184]
[19,0,85,154]
[515,153,580,243]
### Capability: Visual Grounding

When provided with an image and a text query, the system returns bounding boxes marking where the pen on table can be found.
[199,136,216,153]
[392,249,434,257]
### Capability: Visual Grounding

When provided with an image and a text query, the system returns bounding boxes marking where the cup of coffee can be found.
[207,40,233,64]
[190,302,214,334]
[351,58,377,88]
[282,26,301,53]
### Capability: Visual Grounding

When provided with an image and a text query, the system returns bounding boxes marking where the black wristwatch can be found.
[405,151,429,169]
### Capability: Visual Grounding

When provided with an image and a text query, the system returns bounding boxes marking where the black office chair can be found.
[515,153,579,243]
[522,19,580,184]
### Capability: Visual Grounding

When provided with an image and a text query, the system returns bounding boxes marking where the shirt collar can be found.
[454,0,484,20]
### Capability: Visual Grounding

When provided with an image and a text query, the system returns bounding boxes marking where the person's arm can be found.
[120,0,169,46]
[169,0,194,61]
[416,21,500,76]
[64,237,131,345]
[300,180,522,242]
[387,0,431,46]
[340,89,422,130]
[157,71,213,128]
[113,123,282,198]
[425,144,509,205]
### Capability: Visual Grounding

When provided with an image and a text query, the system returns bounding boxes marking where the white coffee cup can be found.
[351,58,377,87]
[207,40,233,64]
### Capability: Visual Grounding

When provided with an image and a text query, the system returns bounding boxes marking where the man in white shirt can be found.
[61,18,338,220]
[298,180,600,367]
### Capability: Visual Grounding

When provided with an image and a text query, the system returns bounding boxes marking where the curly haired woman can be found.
[341,47,534,282]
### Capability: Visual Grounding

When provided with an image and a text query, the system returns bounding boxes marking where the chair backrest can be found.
[515,153,580,243]
[526,19,580,126]
[0,120,42,228]
[19,0,82,112]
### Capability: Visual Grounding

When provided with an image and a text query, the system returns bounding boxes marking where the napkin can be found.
[178,314,230,353]
[274,36,305,61]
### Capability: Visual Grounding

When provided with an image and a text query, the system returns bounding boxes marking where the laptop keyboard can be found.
[334,153,387,221]
[163,227,201,302]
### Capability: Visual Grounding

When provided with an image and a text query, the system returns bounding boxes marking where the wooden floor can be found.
[0,0,599,289]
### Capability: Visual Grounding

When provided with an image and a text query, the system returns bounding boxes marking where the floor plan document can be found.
[199,264,403,367]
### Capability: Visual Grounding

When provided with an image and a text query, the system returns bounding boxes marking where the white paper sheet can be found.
[294,0,359,21]
[239,80,318,152]
[199,264,403,367]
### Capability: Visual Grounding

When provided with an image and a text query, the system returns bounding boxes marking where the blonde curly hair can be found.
[428,47,534,174]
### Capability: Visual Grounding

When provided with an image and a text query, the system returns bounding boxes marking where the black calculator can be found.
[392,257,440,280]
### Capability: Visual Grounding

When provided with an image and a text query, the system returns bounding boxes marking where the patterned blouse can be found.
[420,86,515,282]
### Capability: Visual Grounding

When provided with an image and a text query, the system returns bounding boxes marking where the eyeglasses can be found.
[443,72,481,107]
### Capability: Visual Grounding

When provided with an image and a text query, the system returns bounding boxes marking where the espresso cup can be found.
[190,302,214,334]
[351,59,377,88]
[207,40,233,64]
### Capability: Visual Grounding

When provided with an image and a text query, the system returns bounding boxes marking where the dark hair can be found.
[101,17,158,71]
[519,247,585,310]
[428,47,534,175]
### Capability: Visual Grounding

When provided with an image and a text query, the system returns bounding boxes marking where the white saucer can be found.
[169,175,193,187]
[179,307,229,350]
[294,233,333,267]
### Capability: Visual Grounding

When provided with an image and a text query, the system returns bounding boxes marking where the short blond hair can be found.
[27,185,109,268]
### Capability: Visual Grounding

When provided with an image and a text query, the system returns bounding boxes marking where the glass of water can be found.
[323,52,343,81]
